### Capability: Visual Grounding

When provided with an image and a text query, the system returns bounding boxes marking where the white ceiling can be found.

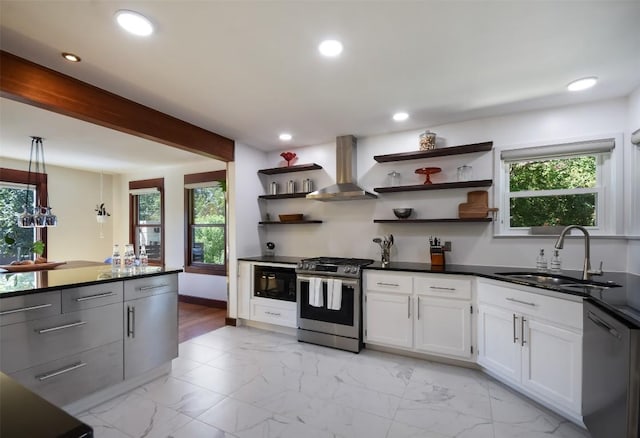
[1,1,639,173]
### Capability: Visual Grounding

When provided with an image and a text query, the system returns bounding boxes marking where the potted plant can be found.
[95,203,111,223]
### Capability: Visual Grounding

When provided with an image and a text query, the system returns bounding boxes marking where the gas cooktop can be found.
[296,257,374,278]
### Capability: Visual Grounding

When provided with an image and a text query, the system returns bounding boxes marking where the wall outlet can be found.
[443,241,452,252]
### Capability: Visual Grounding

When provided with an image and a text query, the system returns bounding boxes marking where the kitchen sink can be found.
[494,272,621,291]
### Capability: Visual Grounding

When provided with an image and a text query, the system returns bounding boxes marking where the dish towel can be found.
[328,279,342,310]
[309,277,324,307]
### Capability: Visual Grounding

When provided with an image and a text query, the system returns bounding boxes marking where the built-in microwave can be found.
[253,265,296,302]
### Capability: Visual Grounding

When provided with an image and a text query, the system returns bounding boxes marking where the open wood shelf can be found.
[373,142,493,163]
[258,192,311,200]
[259,220,323,225]
[374,179,493,193]
[373,218,493,223]
[258,163,322,175]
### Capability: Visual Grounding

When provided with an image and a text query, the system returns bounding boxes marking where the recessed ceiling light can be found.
[279,133,292,141]
[61,52,81,62]
[318,40,343,57]
[392,112,409,121]
[567,77,597,91]
[115,10,154,36]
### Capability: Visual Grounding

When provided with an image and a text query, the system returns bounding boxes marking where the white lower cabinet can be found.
[365,291,413,348]
[237,261,251,320]
[414,295,472,359]
[364,271,474,361]
[477,279,582,419]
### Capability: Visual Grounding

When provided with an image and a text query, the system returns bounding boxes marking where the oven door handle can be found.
[296,275,358,288]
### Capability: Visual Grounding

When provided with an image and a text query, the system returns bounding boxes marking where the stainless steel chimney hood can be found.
[306,135,377,201]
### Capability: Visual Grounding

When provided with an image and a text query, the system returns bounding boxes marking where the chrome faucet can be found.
[554,225,603,280]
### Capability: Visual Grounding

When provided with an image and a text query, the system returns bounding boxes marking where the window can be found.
[129,178,164,266]
[184,170,227,275]
[499,138,617,235]
[0,168,48,263]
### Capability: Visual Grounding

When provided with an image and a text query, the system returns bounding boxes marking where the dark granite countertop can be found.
[0,371,93,438]
[0,261,183,298]
[237,255,639,329]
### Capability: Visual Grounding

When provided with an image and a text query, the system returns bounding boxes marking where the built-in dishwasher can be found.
[582,301,639,438]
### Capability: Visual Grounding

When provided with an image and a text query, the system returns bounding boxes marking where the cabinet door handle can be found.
[127,306,136,338]
[138,284,168,291]
[521,317,527,346]
[417,296,420,320]
[377,282,399,287]
[37,321,87,334]
[506,297,536,307]
[513,314,519,344]
[587,311,621,340]
[75,292,116,302]
[0,303,52,315]
[429,286,456,291]
[36,361,87,381]
[265,311,282,317]
[407,296,411,319]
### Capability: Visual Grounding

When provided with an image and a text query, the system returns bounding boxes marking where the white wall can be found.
[248,97,634,272]
[626,85,640,274]
[227,143,268,318]
[117,159,227,300]
[2,157,113,262]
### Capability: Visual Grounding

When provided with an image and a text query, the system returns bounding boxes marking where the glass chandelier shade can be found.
[17,136,57,228]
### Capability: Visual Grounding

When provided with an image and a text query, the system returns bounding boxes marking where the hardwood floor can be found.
[178,301,227,343]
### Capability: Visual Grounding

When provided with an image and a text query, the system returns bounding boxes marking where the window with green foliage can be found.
[1,168,48,264]
[508,155,598,227]
[129,178,164,266]
[184,170,226,275]
[499,137,616,235]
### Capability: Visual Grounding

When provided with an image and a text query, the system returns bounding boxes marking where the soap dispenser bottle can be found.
[550,250,562,273]
[536,249,548,272]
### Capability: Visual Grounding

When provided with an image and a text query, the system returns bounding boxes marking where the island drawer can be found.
[62,281,124,312]
[0,302,122,373]
[10,340,123,407]
[0,291,61,327]
[124,274,178,301]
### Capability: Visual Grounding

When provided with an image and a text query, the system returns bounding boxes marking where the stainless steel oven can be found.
[296,257,373,353]
[253,265,296,302]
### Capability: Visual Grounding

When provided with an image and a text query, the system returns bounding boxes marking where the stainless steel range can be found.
[296,257,374,352]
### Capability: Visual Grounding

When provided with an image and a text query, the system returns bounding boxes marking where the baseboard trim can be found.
[178,295,227,309]
[225,317,237,326]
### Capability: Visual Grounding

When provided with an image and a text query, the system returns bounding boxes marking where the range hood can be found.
[306,135,377,201]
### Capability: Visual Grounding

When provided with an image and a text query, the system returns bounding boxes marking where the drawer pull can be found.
[429,286,456,291]
[36,361,87,381]
[512,314,518,344]
[377,282,399,287]
[138,284,168,291]
[37,320,87,334]
[506,297,536,307]
[75,292,116,302]
[0,303,52,316]
[521,317,527,346]
[407,296,411,319]
[265,311,282,317]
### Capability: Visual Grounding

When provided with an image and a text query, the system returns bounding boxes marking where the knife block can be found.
[430,248,445,268]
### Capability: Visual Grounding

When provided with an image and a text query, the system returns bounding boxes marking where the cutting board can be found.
[458,191,489,218]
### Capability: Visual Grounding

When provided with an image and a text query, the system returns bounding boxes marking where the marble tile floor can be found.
[79,326,591,438]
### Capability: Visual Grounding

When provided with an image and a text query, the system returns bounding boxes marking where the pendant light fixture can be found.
[17,137,57,228]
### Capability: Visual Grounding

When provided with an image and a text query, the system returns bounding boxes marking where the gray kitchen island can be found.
[0,261,181,415]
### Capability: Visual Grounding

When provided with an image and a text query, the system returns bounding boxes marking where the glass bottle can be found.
[112,244,122,273]
[536,249,548,272]
[139,245,149,271]
[550,250,562,273]
[124,243,135,273]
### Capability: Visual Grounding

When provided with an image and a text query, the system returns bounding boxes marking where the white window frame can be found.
[494,134,623,237]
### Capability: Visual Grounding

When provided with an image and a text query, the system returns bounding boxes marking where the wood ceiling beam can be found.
[0,50,234,162]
